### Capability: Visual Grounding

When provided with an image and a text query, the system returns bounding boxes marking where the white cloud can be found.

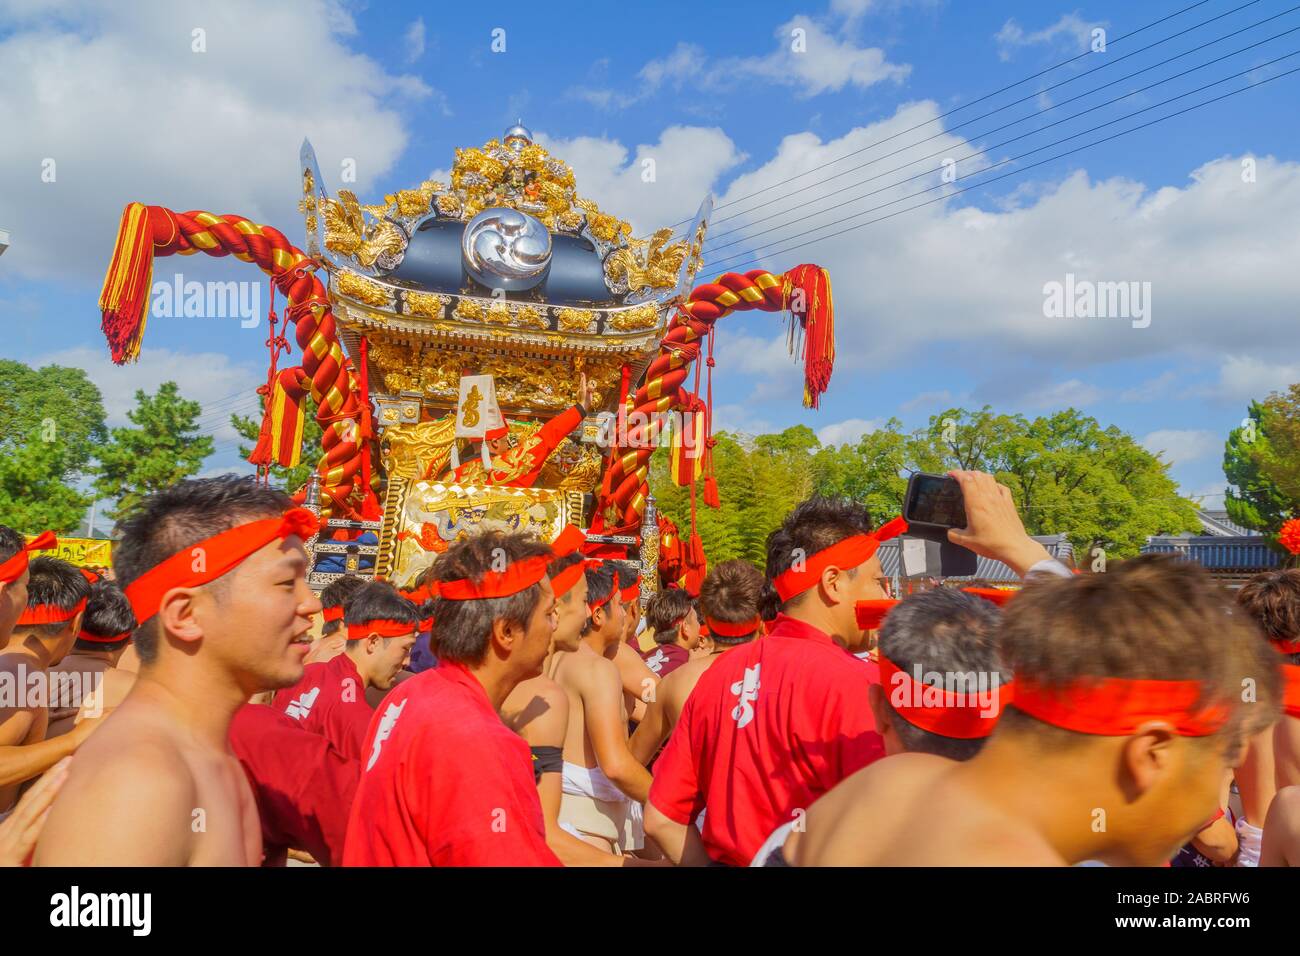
[576,13,908,109]
[404,18,426,63]
[33,345,262,443]
[817,418,879,446]
[711,403,774,437]
[0,0,437,281]
[1207,355,1300,403]
[536,126,743,235]
[1020,379,1103,409]
[1119,371,1178,403]
[1141,429,1219,466]
[901,389,954,411]
[996,13,1106,61]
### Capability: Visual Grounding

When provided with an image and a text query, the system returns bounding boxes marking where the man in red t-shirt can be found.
[274,582,418,763]
[640,588,701,679]
[343,531,561,866]
[229,703,359,866]
[645,495,905,865]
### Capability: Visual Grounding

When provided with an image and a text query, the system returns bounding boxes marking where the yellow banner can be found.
[26,536,113,568]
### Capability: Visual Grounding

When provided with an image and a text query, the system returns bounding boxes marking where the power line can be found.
[707,18,1300,257]
[666,0,1243,232]
[700,58,1300,274]
[704,7,1300,251]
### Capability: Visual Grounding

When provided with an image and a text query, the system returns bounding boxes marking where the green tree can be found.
[1222,400,1291,532]
[93,382,214,522]
[231,393,323,494]
[0,360,106,532]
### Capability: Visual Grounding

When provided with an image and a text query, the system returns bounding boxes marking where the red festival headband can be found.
[704,616,762,639]
[17,596,88,627]
[0,530,57,584]
[1282,664,1300,720]
[773,517,908,603]
[122,508,319,623]
[855,599,899,631]
[878,653,1010,740]
[322,606,346,623]
[1009,677,1231,737]
[438,555,552,601]
[346,619,417,640]
[77,628,132,644]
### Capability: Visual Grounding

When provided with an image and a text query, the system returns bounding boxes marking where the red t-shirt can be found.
[648,614,885,866]
[342,661,561,867]
[229,703,360,867]
[272,653,373,764]
[641,643,690,678]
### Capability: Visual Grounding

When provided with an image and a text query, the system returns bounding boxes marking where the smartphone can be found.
[903,473,967,531]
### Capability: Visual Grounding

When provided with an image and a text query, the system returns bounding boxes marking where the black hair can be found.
[22,557,94,639]
[321,575,368,636]
[429,531,555,665]
[765,496,875,608]
[609,561,640,590]
[74,581,137,652]
[343,581,421,632]
[878,587,1007,761]
[582,562,618,636]
[112,476,293,664]
[0,525,24,565]
[646,588,694,644]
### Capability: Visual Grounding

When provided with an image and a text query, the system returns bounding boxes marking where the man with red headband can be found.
[343,530,560,865]
[47,580,136,739]
[1230,568,1300,865]
[0,557,93,816]
[0,525,45,650]
[35,477,321,866]
[767,586,1006,866]
[550,561,651,855]
[301,574,367,667]
[274,581,418,763]
[450,374,596,488]
[795,554,1281,866]
[502,528,626,865]
[606,561,658,724]
[631,560,768,766]
[644,495,898,865]
[639,589,702,679]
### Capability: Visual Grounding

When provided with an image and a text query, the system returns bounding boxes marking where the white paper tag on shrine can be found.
[454,374,503,439]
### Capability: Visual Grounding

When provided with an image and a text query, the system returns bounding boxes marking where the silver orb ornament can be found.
[461,206,552,291]
[504,121,533,149]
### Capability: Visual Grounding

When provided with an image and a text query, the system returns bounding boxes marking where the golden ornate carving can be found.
[404,290,450,318]
[380,414,458,481]
[335,270,393,307]
[321,191,407,269]
[607,302,660,332]
[604,227,688,295]
[555,308,596,333]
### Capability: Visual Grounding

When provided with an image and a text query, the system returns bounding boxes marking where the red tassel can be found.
[785,264,836,409]
[704,474,720,509]
[99,202,157,364]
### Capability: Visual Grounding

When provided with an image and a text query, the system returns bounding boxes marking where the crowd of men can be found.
[1,468,1299,867]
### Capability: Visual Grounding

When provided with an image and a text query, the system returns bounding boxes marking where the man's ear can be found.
[818,566,846,606]
[157,587,205,645]
[491,616,520,655]
[1120,724,1178,798]
[366,633,383,654]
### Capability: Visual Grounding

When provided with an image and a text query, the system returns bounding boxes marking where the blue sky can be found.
[3,0,1300,511]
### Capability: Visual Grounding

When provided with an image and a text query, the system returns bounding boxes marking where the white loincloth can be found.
[559,762,643,852]
[1235,818,1263,867]
[750,820,795,866]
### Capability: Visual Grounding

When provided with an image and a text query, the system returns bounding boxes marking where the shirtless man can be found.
[550,561,652,854]
[1262,785,1300,866]
[47,580,135,738]
[273,581,416,762]
[35,476,321,866]
[793,554,1282,866]
[765,586,1005,865]
[0,525,44,650]
[1232,568,1300,864]
[606,562,657,723]
[631,560,765,766]
[0,558,94,815]
[502,541,627,865]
